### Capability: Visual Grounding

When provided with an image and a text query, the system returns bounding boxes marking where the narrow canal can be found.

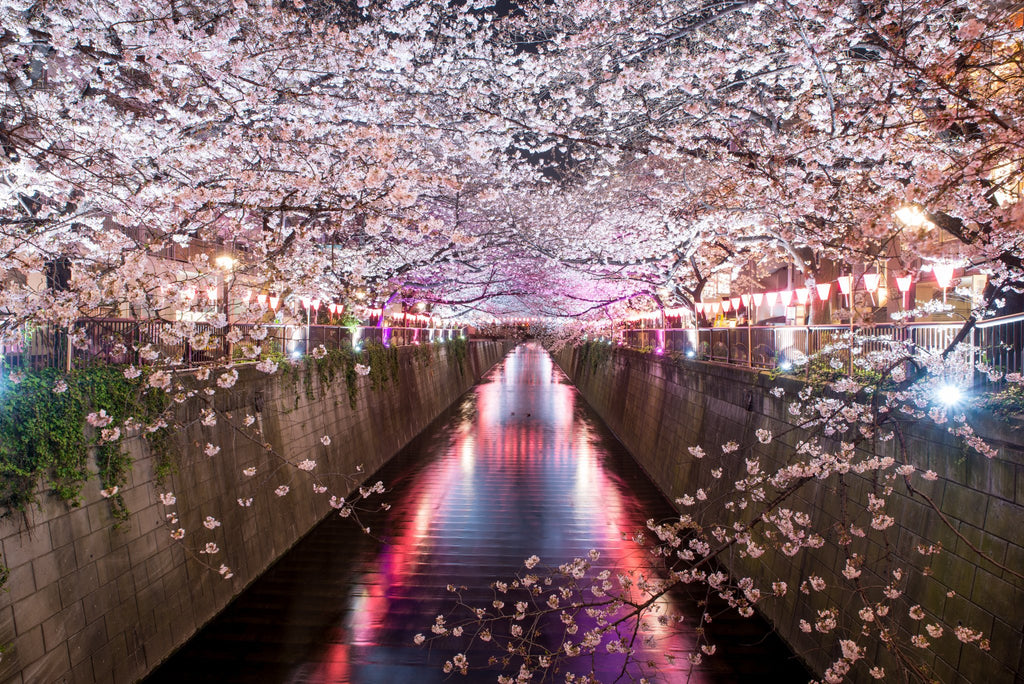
[147,344,807,683]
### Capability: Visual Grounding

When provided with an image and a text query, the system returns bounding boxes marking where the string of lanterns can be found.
[614,264,957,325]
[691,265,956,317]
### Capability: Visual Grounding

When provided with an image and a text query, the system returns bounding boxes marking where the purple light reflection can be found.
[146,343,805,684]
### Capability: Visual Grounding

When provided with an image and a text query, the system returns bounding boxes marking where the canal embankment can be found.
[554,344,1024,683]
[0,340,510,684]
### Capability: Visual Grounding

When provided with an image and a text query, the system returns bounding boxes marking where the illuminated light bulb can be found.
[686,350,696,358]
[862,273,881,291]
[215,255,237,271]
[836,276,853,296]
[816,283,832,301]
[895,205,930,228]
[795,288,810,305]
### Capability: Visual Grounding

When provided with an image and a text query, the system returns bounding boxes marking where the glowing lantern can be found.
[816,283,832,301]
[763,291,777,306]
[740,294,751,307]
[730,297,741,310]
[311,299,321,310]
[752,292,765,307]
[777,290,793,306]
[269,295,280,310]
[896,275,913,308]
[257,294,267,306]
[933,263,955,289]
[721,299,732,312]
[836,276,853,296]
[862,273,881,291]
[933,263,956,302]
[795,288,810,305]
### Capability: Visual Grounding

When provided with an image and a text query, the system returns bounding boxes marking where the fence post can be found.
[746,325,752,368]
[970,325,977,388]
[62,327,72,372]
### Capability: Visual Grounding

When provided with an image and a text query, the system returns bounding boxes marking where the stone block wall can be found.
[0,340,510,683]
[555,346,1024,683]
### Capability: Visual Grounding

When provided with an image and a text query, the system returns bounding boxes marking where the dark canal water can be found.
[147,343,807,683]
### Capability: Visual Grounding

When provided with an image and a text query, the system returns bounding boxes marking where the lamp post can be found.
[214,255,237,360]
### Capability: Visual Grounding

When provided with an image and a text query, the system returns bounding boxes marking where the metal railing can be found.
[1,319,467,372]
[617,313,1024,388]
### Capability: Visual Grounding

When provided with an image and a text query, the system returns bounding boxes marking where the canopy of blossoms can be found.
[2,4,1022,682]
[1,0,1021,331]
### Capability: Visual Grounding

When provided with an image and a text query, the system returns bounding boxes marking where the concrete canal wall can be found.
[555,345,1024,683]
[0,340,511,684]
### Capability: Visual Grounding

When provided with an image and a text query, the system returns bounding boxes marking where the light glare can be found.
[937,384,963,406]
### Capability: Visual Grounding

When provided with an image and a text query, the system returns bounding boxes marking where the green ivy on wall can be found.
[576,340,612,372]
[365,342,400,390]
[0,366,171,521]
[444,336,468,375]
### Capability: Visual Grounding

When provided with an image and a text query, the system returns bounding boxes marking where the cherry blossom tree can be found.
[1,0,1022,681]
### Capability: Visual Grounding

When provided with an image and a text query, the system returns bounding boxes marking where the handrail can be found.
[1,319,469,373]
[617,317,1023,389]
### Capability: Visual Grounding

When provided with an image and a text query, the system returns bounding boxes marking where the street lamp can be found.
[213,254,238,360]
[214,255,238,271]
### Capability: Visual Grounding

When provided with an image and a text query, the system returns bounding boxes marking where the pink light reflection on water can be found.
[303,344,703,682]
[149,344,804,684]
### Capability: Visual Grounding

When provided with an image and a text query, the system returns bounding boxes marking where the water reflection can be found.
[148,343,805,683]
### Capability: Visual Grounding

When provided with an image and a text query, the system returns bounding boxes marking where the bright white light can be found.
[937,384,963,406]
[214,255,237,271]
[895,205,932,229]
[686,350,696,358]
[780,361,793,371]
